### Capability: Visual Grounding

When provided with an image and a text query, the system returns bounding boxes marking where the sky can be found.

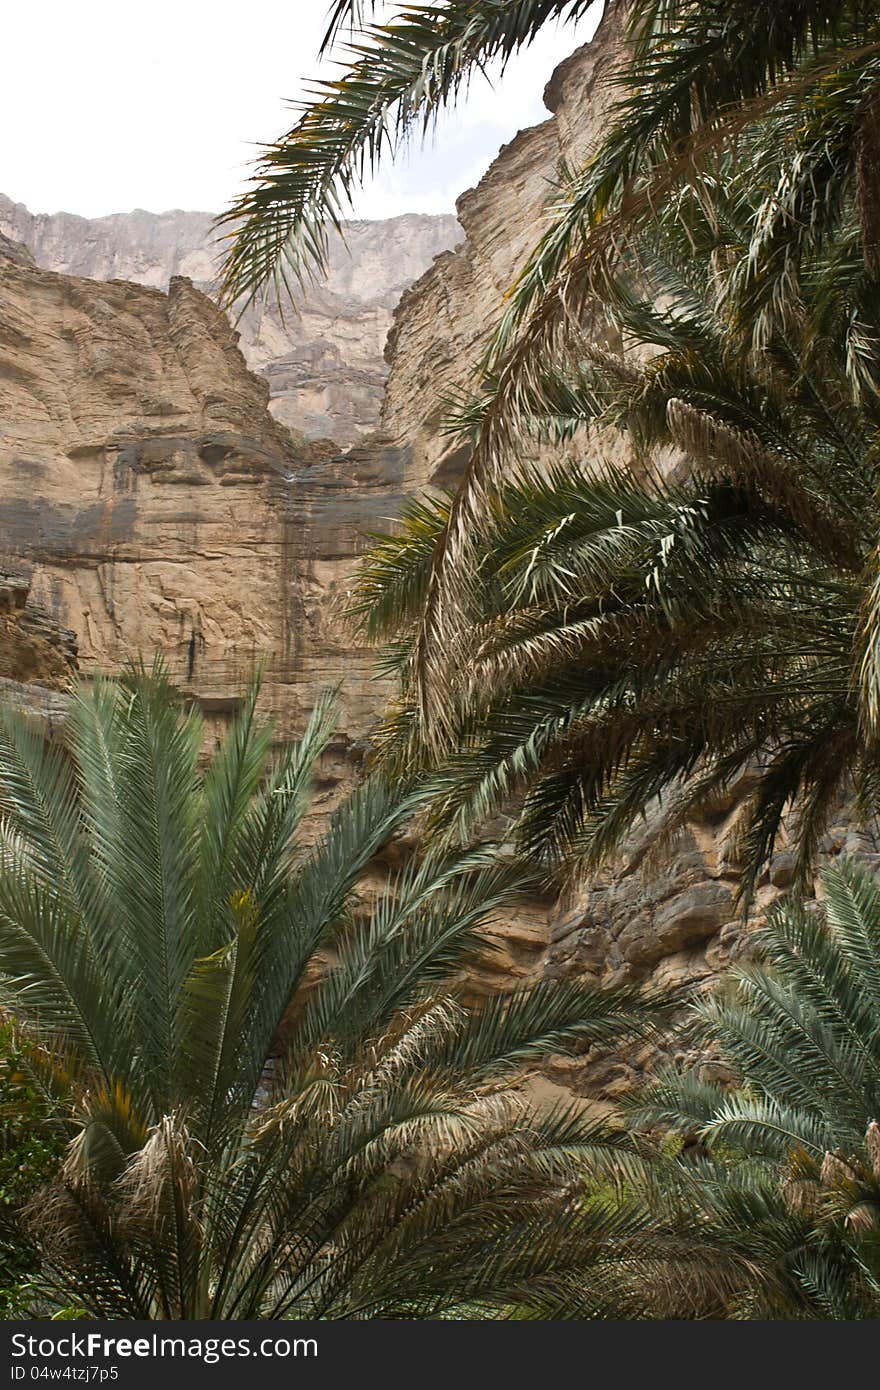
[1,0,603,220]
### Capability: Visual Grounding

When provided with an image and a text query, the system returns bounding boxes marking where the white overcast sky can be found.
[1,0,602,220]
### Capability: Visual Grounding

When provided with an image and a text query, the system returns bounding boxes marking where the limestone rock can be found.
[380,8,628,490]
[0,564,76,730]
[0,195,461,447]
[0,675,70,733]
[0,238,401,809]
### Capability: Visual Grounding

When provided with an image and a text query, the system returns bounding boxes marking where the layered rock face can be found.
[0,560,76,733]
[0,195,460,447]
[542,793,880,1099]
[0,233,404,813]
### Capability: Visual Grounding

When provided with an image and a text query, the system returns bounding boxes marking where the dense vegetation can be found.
[351,175,880,897]
[0,667,659,1318]
[634,858,880,1317]
[6,0,880,1319]
[0,1023,64,1316]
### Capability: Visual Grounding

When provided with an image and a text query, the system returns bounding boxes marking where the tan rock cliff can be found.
[381,9,628,490]
[0,233,403,819]
[0,196,460,447]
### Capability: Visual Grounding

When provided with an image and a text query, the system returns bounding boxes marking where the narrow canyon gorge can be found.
[2,9,873,1101]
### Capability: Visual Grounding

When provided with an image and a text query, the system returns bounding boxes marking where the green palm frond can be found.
[351,168,880,890]
[347,493,452,644]
[0,665,658,1319]
[220,0,880,751]
[632,858,880,1317]
[425,975,664,1081]
[319,1,383,57]
[334,7,880,725]
[217,0,594,308]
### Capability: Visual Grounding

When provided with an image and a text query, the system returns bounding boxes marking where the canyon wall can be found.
[0,231,406,823]
[0,195,460,447]
[381,9,628,491]
[1,8,871,1105]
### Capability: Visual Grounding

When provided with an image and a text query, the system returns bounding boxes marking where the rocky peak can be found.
[0,193,461,446]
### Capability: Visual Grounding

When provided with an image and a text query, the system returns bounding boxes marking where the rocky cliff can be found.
[1,9,870,1105]
[0,557,76,735]
[0,195,460,447]
[381,9,627,490]
[0,231,408,825]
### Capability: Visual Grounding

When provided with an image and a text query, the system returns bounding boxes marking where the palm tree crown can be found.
[351,180,880,895]
[216,0,880,738]
[0,665,651,1318]
[635,858,880,1317]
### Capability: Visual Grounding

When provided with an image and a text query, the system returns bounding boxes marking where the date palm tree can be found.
[0,664,654,1319]
[633,857,880,1318]
[218,3,880,702]
[350,181,880,896]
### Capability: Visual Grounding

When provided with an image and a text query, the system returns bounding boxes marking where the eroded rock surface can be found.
[0,563,76,732]
[0,234,401,816]
[0,195,461,446]
[381,10,628,490]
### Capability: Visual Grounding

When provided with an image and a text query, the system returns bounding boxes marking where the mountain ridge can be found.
[0,192,461,445]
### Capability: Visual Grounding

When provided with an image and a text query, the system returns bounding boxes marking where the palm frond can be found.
[217,0,593,306]
[0,665,660,1318]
